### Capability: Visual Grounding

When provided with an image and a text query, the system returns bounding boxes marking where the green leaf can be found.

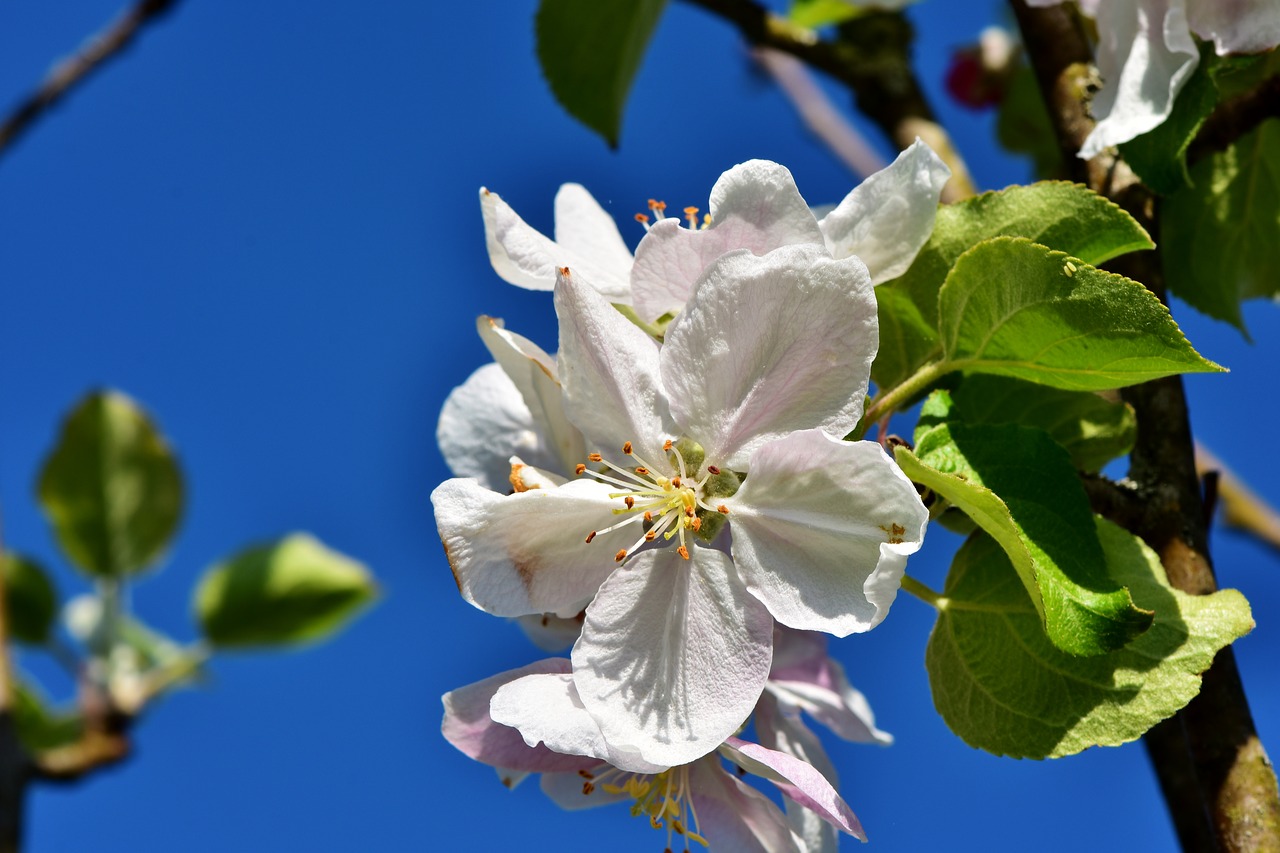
[949,375,1136,473]
[12,681,82,752]
[37,391,183,578]
[3,553,57,644]
[995,63,1062,180]
[1162,119,1280,333]
[927,520,1254,758]
[939,237,1223,391]
[873,183,1153,390]
[535,0,668,147]
[897,396,1152,656]
[195,534,376,649]
[1119,45,1219,195]
[788,0,864,28]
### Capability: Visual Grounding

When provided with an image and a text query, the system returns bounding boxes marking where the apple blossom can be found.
[433,244,928,769]
[1027,0,1280,157]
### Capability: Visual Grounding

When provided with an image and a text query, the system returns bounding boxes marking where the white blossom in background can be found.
[433,244,928,769]
[443,658,868,851]
[1027,0,1280,157]
[479,140,950,314]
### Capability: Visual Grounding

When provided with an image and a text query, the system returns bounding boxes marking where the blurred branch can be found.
[0,513,28,853]
[680,0,976,200]
[1197,443,1280,555]
[1189,74,1280,165]
[1011,2,1280,849]
[752,47,887,179]
[0,0,181,159]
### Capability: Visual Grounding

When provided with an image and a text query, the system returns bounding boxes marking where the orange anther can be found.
[677,546,690,560]
[707,465,720,475]
[615,549,628,562]
[683,206,699,216]
[583,782,595,795]
[585,531,597,543]
[671,476,681,487]
[625,496,635,509]
[664,439,674,451]
[635,466,649,475]
[635,212,650,223]
[645,531,656,541]
[691,517,702,531]
[575,463,587,475]
[718,505,730,514]
[623,441,633,454]
[644,511,653,522]
[558,266,571,276]
[589,453,603,462]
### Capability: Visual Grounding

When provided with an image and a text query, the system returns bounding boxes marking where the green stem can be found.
[900,573,946,609]
[862,359,950,430]
[612,303,665,339]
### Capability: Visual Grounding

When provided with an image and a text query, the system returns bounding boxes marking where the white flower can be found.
[479,142,950,311]
[1028,0,1280,157]
[433,244,928,769]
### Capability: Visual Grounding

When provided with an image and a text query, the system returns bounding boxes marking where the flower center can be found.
[577,440,732,563]
[633,198,712,232]
[577,765,709,851]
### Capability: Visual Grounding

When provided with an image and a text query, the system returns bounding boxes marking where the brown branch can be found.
[1189,74,1280,166]
[1011,3,1280,849]
[1197,443,1280,556]
[0,512,30,853]
[679,0,976,201]
[0,0,181,159]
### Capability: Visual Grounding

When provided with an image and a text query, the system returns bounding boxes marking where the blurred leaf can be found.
[1162,119,1280,334]
[37,390,183,578]
[12,681,82,752]
[788,0,864,28]
[3,552,57,644]
[927,520,1253,758]
[996,63,1061,179]
[874,183,1152,390]
[535,0,668,147]
[1119,45,1219,195]
[898,392,1152,656]
[950,375,1135,472]
[195,534,375,649]
[939,237,1222,391]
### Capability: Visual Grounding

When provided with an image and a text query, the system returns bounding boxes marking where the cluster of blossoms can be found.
[434,142,949,849]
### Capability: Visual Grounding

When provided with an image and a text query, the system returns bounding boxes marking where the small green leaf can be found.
[37,391,183,578]
[12,681,82,752]
[897,397,1152,656]
[939,237,1223,391]
[535,0,668,147]
[195,534,375,649]
[927,520,1254,758]
[950,376,1136,473]
[1163,119,1280,333]
[3,553,57,644]
[1119,45,1219,195]
[874,183,1153,390]
[788,0,864,28]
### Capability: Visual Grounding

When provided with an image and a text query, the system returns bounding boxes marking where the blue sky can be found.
[1,1,1277,850]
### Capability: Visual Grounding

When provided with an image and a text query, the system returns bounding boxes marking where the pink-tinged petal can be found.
[554,184,635,281]
[818,139,951,284]
[539,764,629,811]
[769,626,830,680]
[491,672,668,773]
[432,477,631,618]
[767,629,891,745]
[441,659,596,775]
[571,546,774,770]
[1078,0,1198,157]
[514,611,583,652]
[687,758,802,853]
[478,316,584,475]
[723,738,866,842]
[661,248,876,469]
[554,267,675,464]
[726,431,928,636]
[437,363,556,492]
[1188,0,1280,54]
[480,188,631,301]
[754,693,841,853]
[630,160,825,322]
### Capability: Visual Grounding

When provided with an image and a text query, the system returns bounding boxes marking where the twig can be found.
[1197,442,1280,556]
[1011,2,1280,848]
[0,513,29,853]
[0,0,181,159]
[1189,75,1280,166]
[752,47,887,180]
[679,0,976,201]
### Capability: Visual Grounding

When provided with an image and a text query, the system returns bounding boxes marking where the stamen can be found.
[615,549,628,562]
[635,467,649,475]
[625,496,635,509]
[683,206,699,227]
[644,511,653,522]
[645,531,656,541]
[677,545,690,560]
[575,463,587,475]
[579,769,594,779]
[623,441,633,455]
[706,465,720,475]
[582,782,594,795]
[635,213,650,223]
[718,505,730,514]
[589,453,603,463]
[663,439,674,451]
[671,477,681,487]
[585,531,597,543]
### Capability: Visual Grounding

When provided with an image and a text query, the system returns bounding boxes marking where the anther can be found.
[625,496,635,509]
[558,266,571,276]
[635,466,649,475]
[644,511,653,522]
[673,819,686,835]
[585,531,597,543]
[677,546,690,560]
[683,206,699,227]
[615,549,628,562]
[663,439,674,451]
[718,505,730,514]
[691,517,701,532]
[706,465,720,475]
[589,453,603,462]
[578,769,594,779]
[623,441,633,454]
[645,531,656,541]
[575,463,587,475]
[634,213,650,223]
[582,782,595,795]
[671,477,681,487]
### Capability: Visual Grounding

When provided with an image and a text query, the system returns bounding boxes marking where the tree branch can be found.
[1189,74,1280,166]
[1011,3,1280,849]
[0,514,29,853]
[0,0,181,160]
[679,0,976,201]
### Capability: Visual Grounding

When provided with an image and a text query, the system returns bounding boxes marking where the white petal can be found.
[491,671,667,773]
[687,758,802,853]
[723,737,866,842]
[1078,0,1198,157]
[554,267,675,464]
[630,160,825,322]
[437,363,556,492]
[554,183,635,280]
[432,477,631,618]
[661,247,876,469]
[1187,0,1280,54]
[480,187,631,301]
[441,659,597,774]
[726,431,928,636]
[514,611,582,652]
[754,693,841,853]
[571,546,774,770]
[478,316,584,474]
[818,139,951,284]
